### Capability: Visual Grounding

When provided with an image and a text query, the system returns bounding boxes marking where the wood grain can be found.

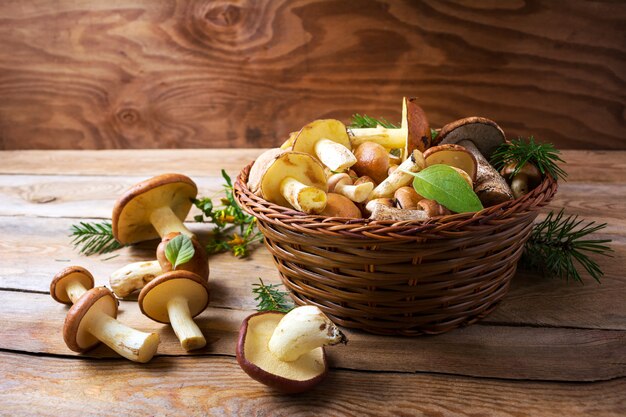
[1,352,623,417]
[0,1,625,150]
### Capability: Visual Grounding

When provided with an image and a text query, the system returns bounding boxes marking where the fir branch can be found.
[69,221,124,256]
[491,136,567,181]
[350,113,398,129]
[522,210,612,283]
[252,278,294,313]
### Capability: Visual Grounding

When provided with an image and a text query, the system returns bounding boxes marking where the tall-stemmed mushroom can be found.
[290,119,356,172]
[138,270,210,351]
[63,286,160,363]
[50,266,94,305]
[327,173,373,203]
[369,149,427,199]
[438,117,514,206]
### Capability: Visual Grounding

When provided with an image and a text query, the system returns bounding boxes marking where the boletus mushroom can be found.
[352,141,390,184]
[236,306,347,393]
[138,270,210,351]
[320,193,362,218]
[291,119,356,172]
[423,144,477,182]
[64,286,160,362]
[50,266,94,305]
[438,117,513,206]
[327,173,373,203]
[501,162,543,199]
[369,149,427,200]
[109,260,162,299]
[247,150,328,214]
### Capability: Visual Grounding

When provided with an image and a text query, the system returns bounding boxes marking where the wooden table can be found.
[0,149,624,416]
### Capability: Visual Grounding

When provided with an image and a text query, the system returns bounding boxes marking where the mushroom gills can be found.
[280,177,327,213]
[149,205,195,238]
[167,295,206,351]
[313,138,357,172]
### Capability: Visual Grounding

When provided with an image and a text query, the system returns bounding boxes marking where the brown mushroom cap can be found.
[327,173,352,193]
[112,174,198,245]
[403,97,431,155]
[63,287,118,352]
[236,311,328,394]
[352,142,390,184]
[423,144,478,181]
[394,186,422,210]
[138,270,210,324]
[501,162,542,182]
[50,266,95,304]
[320,193,362,218]
[291,119,351,156]
[156,233,209,279]
[438,117,505,159]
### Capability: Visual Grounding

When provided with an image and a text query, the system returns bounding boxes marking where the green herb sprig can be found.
[252,278,294,313]
[69,221,124,256]
[522,210,612,283]
[491,136,567,180]
[349,114,398,129]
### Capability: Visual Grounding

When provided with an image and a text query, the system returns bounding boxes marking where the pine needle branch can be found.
[522,210,613,283]
[252,278,294,313]
[491,136,567,181]
[69,221,124,256]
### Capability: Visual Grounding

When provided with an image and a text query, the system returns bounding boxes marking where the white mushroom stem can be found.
[110,261,162,298]
[65,280,90,304]
[334,181,374,203]
[279,177,327,214]
[369,150,426,200]
[268,306,347,362]
[86,313,160,363]
[349,126,406,149]
[313,138,357,171]
[167,296,206,351]
[150,206,195,239]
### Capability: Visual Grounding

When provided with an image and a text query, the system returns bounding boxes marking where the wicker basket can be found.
[234,162,558,336]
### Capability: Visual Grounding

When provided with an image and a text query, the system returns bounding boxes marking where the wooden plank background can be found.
[0,0,624,150]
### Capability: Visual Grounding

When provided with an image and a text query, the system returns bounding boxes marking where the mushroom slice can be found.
[63,287,160,362]
[236,306,347,394]
[112,174,198,244]
[248,151,328,214]
[438,117,513,206]
[423,144,477,182]
[50,266,94,304]
[139,270,210,351]
[292,119,356,172]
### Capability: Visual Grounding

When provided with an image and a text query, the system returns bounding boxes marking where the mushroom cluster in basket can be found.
[247,97,541,220]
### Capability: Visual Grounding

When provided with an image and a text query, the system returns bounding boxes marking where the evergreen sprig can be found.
[522,210,612,283]
[349,114,398,129]
[252,278,294,313]
[69,221,124,256]
[491,136,567,181]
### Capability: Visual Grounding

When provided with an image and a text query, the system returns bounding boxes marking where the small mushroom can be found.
[438,117,513,207]
[352,142,390,184]
[327,173,373,203]
[109,260,162,299]
[248,151,328,214]
[369,150,426,200]
[423,144,477,182]
[501,162,543,199]
[394,186,422,210]
[416,199,452,217]
[236,306,347,393]
[138,270,210,351]
[320,193,362,218]
[364,198,395,216]
[291,119,356,172]
[50,266,94,305]
[353,175,375,187]
[369,204,429,221]
[63,286,160,362]
[112,173,198,245]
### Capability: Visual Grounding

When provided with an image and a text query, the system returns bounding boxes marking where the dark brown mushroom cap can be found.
[63,287,118,352]
[50,266,95,304]
[438,117,505,159]
[403,97,431,155]
[236,311,328,394]
[112,174,198,245]
[138,270,210,324]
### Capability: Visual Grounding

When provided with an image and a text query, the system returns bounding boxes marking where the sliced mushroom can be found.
[439,117,514,207]
[501,162,543,198]
[138,270,210,351]
[291,119,356,171]
[112,174,198,245]
[352,141,390,184]
[320,193,362,218]
[327,173,373,203]
[50,266,95,305]
[236,306,347,393]
[423,144,477,182]
[109,260,162,299]
[64,287,160,362]
[369,150,426,200]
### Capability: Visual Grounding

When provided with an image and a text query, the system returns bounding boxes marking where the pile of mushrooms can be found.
[247,97,537,221]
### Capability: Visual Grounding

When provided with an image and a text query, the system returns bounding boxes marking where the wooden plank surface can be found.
[0,1,625,151]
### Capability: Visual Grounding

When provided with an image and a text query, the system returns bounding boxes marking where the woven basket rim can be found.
[234,161,558,239]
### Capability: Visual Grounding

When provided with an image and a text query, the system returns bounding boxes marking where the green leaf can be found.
[408,165,483,213]
[165,234,195,269]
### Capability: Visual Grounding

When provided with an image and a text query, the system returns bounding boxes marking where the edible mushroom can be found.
[112,173,198,245]
[247,151,328,214]
[394,186,422,210]
[50,266,94,304]
[327,173,373,203]
[369,150,427,200]
[236,305,347,393]
[320,193,362,218]
[138,270,210,351]
[109,260,162,299]
[438,117,513,206]
[352,142,390,184]
[501,162,543,199]
[423,144,477,182]
[291,119,356,172]
[63,286,160,362]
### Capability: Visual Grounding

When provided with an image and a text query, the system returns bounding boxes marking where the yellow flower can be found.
[228,234,245,246]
